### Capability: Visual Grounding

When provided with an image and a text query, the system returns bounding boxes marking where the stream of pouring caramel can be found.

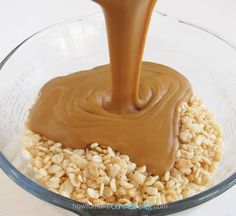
[28,0,192,175]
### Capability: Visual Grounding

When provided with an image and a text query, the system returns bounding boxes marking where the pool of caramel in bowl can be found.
[28,0,192,175]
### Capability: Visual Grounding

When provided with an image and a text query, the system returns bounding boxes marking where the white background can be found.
[0,0,235,215]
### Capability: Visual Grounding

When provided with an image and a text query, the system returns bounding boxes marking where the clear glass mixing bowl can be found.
[0,11,236,216]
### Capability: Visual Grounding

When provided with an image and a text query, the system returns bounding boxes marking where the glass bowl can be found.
[0,11,236,216]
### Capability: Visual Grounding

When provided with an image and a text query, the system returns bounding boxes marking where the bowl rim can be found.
[0,11,236,216]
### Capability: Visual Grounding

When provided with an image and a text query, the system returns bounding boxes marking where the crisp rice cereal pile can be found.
[21,97,223,206]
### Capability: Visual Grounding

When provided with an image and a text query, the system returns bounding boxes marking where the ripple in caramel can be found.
[28,0,192,175]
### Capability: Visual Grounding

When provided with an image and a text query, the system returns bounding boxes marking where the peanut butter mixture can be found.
[28,0,192,175]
